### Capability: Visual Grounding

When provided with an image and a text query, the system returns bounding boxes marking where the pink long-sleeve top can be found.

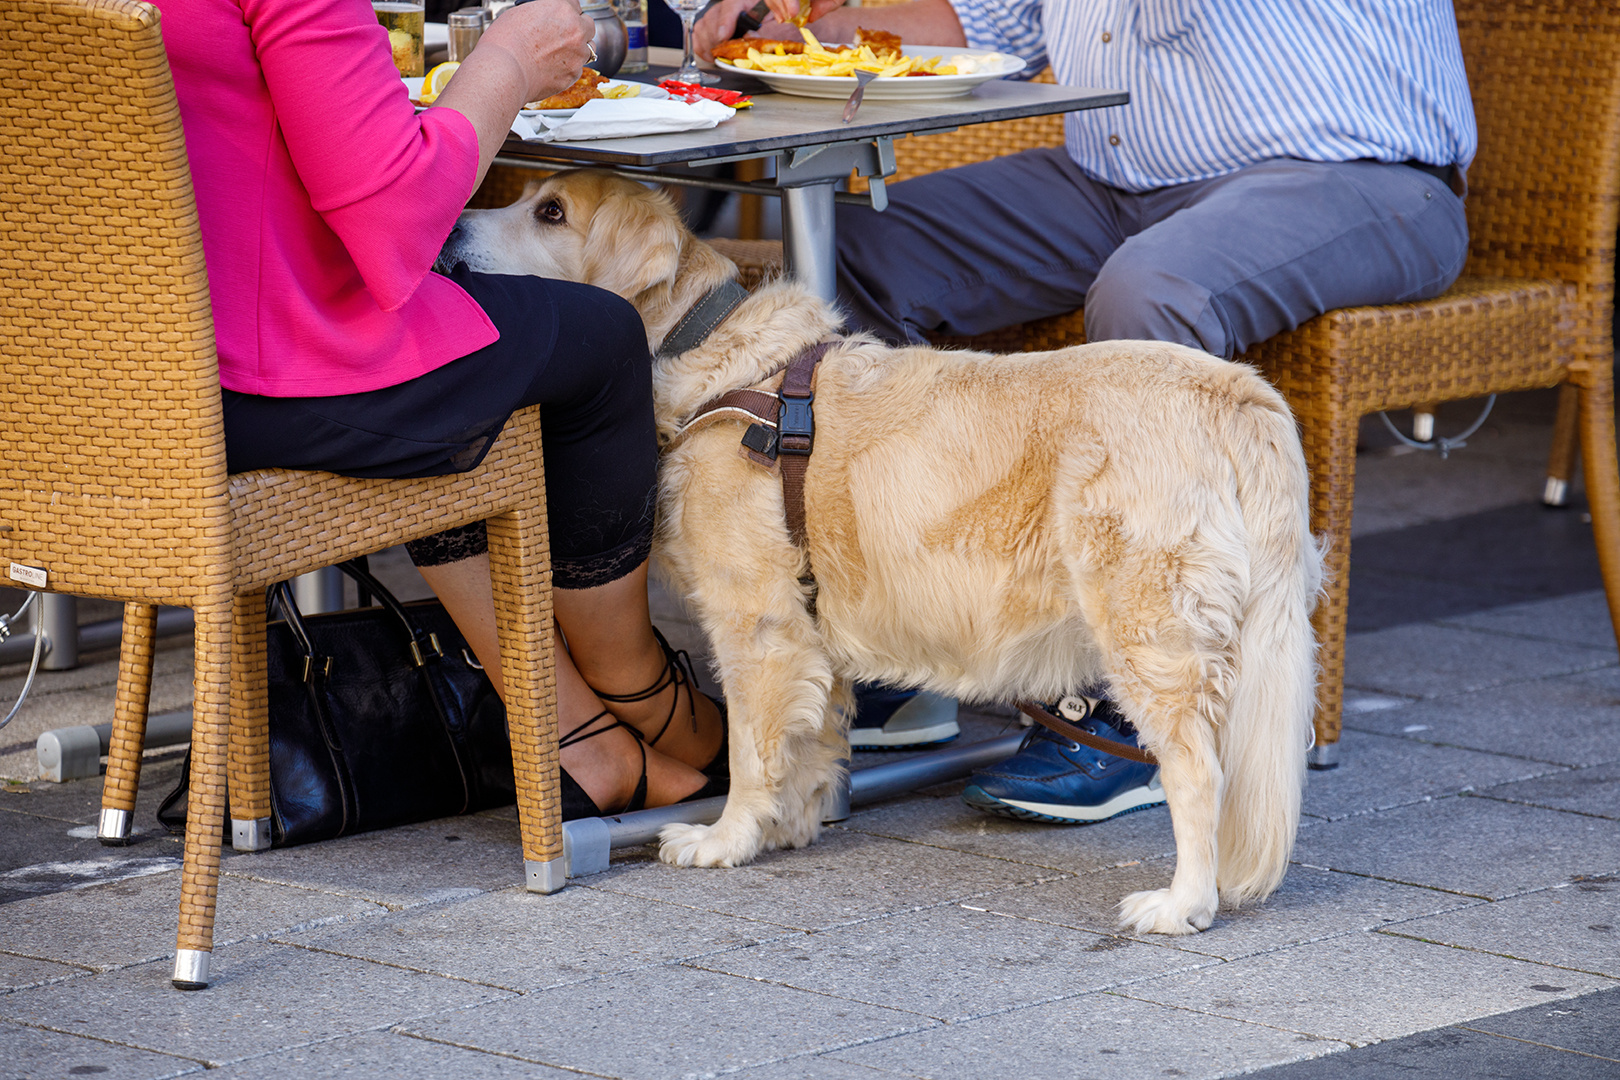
[157,0,498,396]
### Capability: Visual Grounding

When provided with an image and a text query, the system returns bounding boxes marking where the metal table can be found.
[493,65,1127,301]
[496,59,1127,877]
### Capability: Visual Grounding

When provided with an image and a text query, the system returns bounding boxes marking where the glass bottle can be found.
[616,0,649,72]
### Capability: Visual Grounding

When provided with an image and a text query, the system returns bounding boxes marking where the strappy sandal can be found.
[592,627,729,782]
[557,709,648,820]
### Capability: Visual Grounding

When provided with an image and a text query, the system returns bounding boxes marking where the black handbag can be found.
[159,559,515,846]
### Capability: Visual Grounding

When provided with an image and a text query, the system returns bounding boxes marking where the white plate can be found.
[520,80,671,117]
[716,44,1024,99]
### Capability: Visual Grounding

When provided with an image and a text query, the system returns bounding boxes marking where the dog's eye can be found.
[535,199,565,224]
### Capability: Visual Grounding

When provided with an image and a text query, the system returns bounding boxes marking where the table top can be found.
[501,58,1126,168]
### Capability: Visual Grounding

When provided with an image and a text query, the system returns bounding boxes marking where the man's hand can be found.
[695,0,850,60]
[696,0,964,61]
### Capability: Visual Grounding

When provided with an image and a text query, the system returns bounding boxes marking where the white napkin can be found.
[511,97,735,142]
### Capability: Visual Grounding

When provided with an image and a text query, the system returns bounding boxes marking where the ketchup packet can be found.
[658,80,753,108]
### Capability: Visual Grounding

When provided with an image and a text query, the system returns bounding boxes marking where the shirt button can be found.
[1108,134,1121,146]
[1101,31,1112,42]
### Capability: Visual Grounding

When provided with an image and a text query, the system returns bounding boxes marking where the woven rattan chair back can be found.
[0,0,232,608]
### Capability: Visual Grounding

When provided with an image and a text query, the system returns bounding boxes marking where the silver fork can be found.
[842,69,877,123]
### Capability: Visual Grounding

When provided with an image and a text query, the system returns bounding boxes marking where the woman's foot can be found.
[586,628,726,776]
[558,708,713,814]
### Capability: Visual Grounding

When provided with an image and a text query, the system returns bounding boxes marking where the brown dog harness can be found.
[666,340,834,547]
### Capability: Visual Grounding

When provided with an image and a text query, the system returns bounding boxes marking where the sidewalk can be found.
[1,389,1615,1079]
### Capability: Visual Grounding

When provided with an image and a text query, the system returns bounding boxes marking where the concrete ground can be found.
[0,389,1616,1079]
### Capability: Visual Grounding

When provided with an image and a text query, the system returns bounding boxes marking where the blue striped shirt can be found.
[949,0,1478,193]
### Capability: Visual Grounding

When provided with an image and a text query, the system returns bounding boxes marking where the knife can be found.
[842,68,876,123]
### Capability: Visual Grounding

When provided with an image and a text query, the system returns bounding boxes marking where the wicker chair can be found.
[0,0,563,990]
[711,0,1620,761]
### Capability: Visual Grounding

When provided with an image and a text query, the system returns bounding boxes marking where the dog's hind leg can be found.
[658,611,845,868]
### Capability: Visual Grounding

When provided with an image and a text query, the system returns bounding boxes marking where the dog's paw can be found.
[1117,888,1216,935]
[657,821,759,868]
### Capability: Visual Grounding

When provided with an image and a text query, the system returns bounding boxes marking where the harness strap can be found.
[665,389,780,453]
[1016,701,1158,765]
[778,341,833,548]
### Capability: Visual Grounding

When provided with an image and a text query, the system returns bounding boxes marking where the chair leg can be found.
[486,504,563,893]
[1545,383,1581,506]
[1299,407,1362,770]
[228,590,272,851]
[173,600,232,990]
[1569,361,1620,646]
[98,603,158,845]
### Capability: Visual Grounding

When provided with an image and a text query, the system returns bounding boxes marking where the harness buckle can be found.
[778,392,814,454]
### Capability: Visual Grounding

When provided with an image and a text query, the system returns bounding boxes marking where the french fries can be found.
[722,27,959,77]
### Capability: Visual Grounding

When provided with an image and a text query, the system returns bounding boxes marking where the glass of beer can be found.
[375,0,426,78]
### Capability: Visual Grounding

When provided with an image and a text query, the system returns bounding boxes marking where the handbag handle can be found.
[268,560,447,677]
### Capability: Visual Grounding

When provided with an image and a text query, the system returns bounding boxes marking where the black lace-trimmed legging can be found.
[222,268,657,590]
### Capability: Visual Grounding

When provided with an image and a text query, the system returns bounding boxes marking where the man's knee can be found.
[1084,258,1233,360]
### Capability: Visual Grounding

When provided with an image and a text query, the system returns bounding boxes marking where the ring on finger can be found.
[587,42,598,64]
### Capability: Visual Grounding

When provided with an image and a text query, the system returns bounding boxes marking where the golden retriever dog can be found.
[441,170,1322,934]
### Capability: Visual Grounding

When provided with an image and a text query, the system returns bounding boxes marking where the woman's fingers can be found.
[485,0,597,102]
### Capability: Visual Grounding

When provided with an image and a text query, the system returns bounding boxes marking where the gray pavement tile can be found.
[975,861,1476,962]
[1473,762,1619,820]
[583,827,1047,933]
[1300,727,1562,822]
[728,1055,913,1078]
[1342,623,1614,700]
[1244,1023,1617,1079]
[1341,673,1620,770]
[1441,589,1618,652]
[840,785,1177,874]
[1289,794,1620,900]
[0,1018,202,1080]
[1116,931,1619,1047]
[398,964,934,1079]
[209,1030,578,1079]
[1467,983,1620,1062]
[0,950,84,992]
[1381,876,1620,978]
[218,814,526,910]
[287,882,776,992]
[688,902,1202,1023]
[831,989,1336,1080]
[0,942,508,1066]
[1,869,385,972]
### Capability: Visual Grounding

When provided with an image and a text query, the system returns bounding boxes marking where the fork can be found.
[842,69,877,123]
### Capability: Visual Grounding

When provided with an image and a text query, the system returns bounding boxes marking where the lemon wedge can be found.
[419,61,460,104]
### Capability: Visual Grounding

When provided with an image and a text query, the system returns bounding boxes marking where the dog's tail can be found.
[1215,376,1322,905]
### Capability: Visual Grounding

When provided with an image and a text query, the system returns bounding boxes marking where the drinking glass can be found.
[663,0,718,84]
[374,0,426,78]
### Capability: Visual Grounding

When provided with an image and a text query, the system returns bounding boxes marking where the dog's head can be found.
[439,170,737,348]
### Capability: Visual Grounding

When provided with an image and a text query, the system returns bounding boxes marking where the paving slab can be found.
[0,941,508,1066]
[1246,1020,1618,1079]
[286,882,778,992]
[583,827,1048,933]
[1341,673,1620,769]
[689,901,1203,1023]
[977,861,1476,962]
[209,1030,578,1079]
[1116,930,1618,1047]
[1,869,385,973]
[1381,877,1620,978]
[1472,761,1619,820]
[1342,622,1614,700]
[218,814,527,910]
[1299,727,1561,822]
[1289,794,1620,900]
[840,784,1177,875]
[722,1054,910,1078]
[0,949,85,992]
[1441,589,1618,652]
[397,964,933,1079]
[830,989,1337,1080]
[0,1018,202,1080]
[1467,982,1620,1061]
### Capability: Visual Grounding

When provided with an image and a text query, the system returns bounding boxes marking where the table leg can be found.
[780,181,838,303]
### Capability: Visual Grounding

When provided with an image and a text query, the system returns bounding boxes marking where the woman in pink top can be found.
[157,0,727,816]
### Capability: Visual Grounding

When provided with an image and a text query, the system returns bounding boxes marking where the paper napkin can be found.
[511,97,735,142]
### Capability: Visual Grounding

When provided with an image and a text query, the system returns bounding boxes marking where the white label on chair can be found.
[8,563,46,588]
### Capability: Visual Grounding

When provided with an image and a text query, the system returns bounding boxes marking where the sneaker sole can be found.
[961,779,1165,825]
[848,720,961,749]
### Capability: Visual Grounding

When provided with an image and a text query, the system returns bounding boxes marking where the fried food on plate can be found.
[526,69,606,111]
[723,28,961,77]
[712,38,805,60]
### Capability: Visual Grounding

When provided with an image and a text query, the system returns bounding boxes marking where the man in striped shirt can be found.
[697,0,1475,824]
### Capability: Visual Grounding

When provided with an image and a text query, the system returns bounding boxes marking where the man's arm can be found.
[695,0,964,61]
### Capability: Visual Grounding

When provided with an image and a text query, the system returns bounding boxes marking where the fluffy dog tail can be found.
[1214,378,1322,904]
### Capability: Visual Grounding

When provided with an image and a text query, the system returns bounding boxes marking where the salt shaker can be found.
[447,7,485,63]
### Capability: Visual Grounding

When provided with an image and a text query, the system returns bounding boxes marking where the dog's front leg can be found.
[658,614,845,869]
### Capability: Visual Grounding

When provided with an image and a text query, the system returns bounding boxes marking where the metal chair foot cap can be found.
[525,857,566,894]
[1307,742,1340,770]
[1543,477,1570,507]
[97,808,132,845]
[232,817,273,852]
[172,949,209,989]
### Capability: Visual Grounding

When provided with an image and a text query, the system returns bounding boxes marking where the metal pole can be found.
[292,566,346,615]
[780,183,838,302]
[36,593,77,671]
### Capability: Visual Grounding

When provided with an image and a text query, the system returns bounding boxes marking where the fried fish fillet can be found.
[712,38,806,60]
[526,69,606,110]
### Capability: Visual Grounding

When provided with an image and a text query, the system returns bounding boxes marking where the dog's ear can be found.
[581,186,685,299]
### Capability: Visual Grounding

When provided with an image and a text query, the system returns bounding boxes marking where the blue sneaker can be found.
[847,685,960,749]
[962,696,1164,823]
